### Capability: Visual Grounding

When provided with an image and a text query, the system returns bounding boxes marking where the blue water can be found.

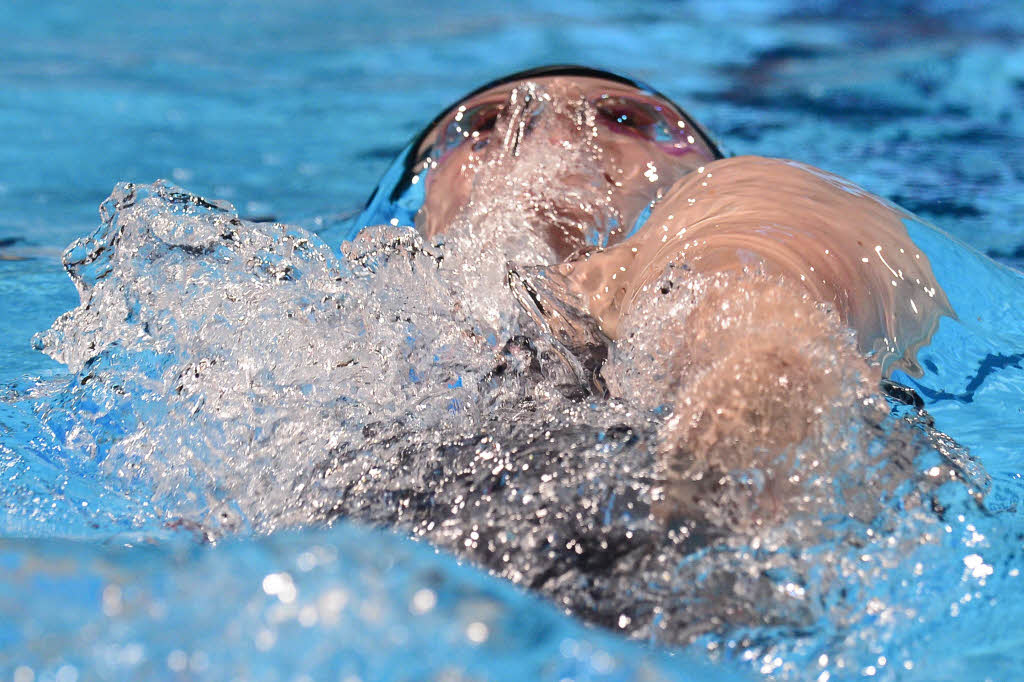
[3,1,1024,680]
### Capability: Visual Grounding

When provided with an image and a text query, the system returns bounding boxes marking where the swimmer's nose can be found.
[500,84,549,157]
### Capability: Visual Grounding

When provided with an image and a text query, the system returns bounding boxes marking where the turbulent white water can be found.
[33,182,536,534]
[14,171,992,679]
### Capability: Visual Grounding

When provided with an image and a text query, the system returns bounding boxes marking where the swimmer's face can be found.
[410,74,720,256]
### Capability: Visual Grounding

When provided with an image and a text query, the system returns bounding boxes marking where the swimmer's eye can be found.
[594,96,676,143]
[436,103,502,156]
[464,104,500,135]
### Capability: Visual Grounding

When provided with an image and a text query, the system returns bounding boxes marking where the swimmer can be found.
[362,67,957,527]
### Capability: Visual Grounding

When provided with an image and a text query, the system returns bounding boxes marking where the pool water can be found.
[2,2,1024,680]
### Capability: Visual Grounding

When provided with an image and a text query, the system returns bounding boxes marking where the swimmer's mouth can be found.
[506,261,610,394]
